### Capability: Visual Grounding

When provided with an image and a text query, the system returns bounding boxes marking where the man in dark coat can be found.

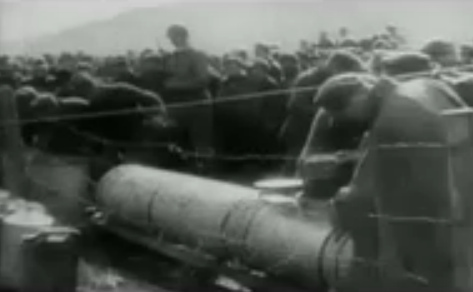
[278,53,301,88]
[214,57,284,173]
[164,24,214,173]
[279,50,366,174]
[460,44,473,65]
[135,54,168,98]
[60,71,169,157]
[300,72,466,291]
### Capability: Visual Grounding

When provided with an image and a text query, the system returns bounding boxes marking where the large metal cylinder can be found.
[96,165,261,254]
[96,165,354,290]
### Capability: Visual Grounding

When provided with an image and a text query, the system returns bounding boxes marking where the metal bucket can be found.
[21,227,79,292]
[299,154,346,200]
[0,208,54,289]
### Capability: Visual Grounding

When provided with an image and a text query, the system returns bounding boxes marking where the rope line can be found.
[1,63,472,126]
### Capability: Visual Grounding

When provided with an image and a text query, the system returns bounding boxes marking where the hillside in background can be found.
[3,1,473,55]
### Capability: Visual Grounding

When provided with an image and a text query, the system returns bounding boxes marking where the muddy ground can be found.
[78,229,228,292]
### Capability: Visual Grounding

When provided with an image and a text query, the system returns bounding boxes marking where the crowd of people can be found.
[1,24,473,182]
[2,23,473,292]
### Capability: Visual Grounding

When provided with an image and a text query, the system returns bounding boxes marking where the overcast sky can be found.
[0,0,173,42]
[1,0,472,45]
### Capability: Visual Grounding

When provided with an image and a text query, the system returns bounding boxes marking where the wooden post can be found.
[0,86,29,199]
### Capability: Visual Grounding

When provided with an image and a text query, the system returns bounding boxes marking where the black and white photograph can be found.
[0,0,473,291]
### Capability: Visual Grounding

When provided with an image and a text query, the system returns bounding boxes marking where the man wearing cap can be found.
[298,72,466,291]
[299,72,465,180]
[254,44,283,85]
[280,50,366,174]
[164,24,214,173]
[379,51,434,78]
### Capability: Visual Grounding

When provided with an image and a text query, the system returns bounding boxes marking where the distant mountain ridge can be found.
[3,1,473,55]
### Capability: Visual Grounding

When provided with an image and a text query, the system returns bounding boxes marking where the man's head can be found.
[255,44,271,59]
[314,73,379,123]
[58,53,76,71]
[386,25,398,35]
[278,53,300,78]
[63,72,98,98]
[30,93,60,121]
[32,58,49,78]
[324,50,366,76]
[76,61,94,74]
[223,57,246,76]
[421,39,458,67]
[110,56,130,74]
[380,51,433,77]
[167,24,189,49]
[249,59,270,79]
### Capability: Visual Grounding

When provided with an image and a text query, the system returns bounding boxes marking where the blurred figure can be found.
[338,27,357,48]
[379,51,433,78]
[23,58,57,93]
[0,57,22,88]
[57,53,77,72]
[219,57,250,97]
[318,31,335,51]
[247,59,285,137]
[165,24,214,173]
[278,53,301,88]
[135,54,168,98]
[108,56,139,85]
[385,25,406,48]
[324,50,367,76]
[254,43,283,84]
[422,39,459,68]
[247,59,280,92]
[280,50,366,175]
[75,61,94,74]
[460,44,473,65]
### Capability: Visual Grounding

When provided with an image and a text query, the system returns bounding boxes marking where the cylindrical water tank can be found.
[96,165,354,290]
[97,165,260,254]
[222,199,333,289]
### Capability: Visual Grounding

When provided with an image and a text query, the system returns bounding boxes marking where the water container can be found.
[0,209,55,289]
[20,228,79,292]
[0,209,79,292]
[254,178,303,207]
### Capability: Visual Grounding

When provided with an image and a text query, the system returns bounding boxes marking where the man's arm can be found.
[299,109,334,159]
[296,109,336,176]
